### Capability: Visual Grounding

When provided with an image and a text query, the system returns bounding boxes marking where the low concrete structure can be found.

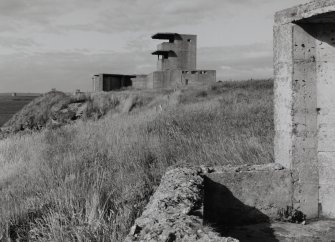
[274,0,335,219]
[204,164,292,226]
[133,69,216,89]
[127,164,335,241]
[131,75,149,89]
[92,74,134,92]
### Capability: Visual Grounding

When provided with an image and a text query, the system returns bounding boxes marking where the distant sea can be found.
[0,93,40,127]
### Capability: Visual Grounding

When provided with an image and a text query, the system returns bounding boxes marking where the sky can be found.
[0,0,309,93]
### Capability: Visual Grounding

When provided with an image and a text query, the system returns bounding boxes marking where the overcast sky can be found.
[0,0,308,93]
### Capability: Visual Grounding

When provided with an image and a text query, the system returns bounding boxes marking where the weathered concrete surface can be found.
[291,23,319,219]
[274,1,335,219]
[126,164,335,241]
[131,75,149,89]
[204,164,293,226]
[181,70,216,87]
[273,23,294,170]
[223,220,335,242]
[275,0,335,25]
[153,33,197,71]
[125,167,238,242]
[144,33,216,89]
[136,69,216,89]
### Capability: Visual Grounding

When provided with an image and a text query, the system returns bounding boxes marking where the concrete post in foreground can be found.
[274,0,335,219]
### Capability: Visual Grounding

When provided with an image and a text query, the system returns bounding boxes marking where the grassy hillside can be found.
[0,89,174,139]
[0,80,274,241]
[0,95,39,127]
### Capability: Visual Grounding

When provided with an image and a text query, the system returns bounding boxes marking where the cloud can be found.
[0,49,155,92]
[0,0,307,35]
[0,37,37,49]
[0,0,309,92]
[0,41,273,92]
[198,42,273,80]
[10,0,267,34]
[0,0,96,32]
[54,0,221,33]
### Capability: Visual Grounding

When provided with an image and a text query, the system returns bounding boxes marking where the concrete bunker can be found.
[132,33,216,89]
[274,0,335,219]
[92,33,216,91]
[92,74,134,92]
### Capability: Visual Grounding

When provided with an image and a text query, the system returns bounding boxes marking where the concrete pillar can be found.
[275,1,335,219]
[274,22,319,219]
[92,75,103,92]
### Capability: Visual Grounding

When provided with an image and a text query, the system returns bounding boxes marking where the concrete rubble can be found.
[124,167,238,242]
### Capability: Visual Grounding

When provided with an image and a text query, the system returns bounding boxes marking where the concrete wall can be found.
[103,75,121,90]
[204,164,292,226]
[146,72,155,89]
[92,74,133,92]
[143,70,216,89]
[181,70,216,87]
[293,23,319,219]
[93,75,103,92]
[131,75,149,89]
[174,34,197,70]
[315,23,335,218]
[156,34,197,71]
[275,3,335,219]
[274,22,319,219]
[159,53,178,71]
[151,70,182,88]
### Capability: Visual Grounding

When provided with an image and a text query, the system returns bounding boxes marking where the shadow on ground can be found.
[203,177,279,242]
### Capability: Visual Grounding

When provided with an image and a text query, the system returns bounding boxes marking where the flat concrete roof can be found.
[275,0,335,25]
[152,33,180,40]
[94,74,136,78]
[151,50,175,56]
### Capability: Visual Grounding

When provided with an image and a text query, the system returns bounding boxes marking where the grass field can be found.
[0,95,39,127]
[0,80,274,241]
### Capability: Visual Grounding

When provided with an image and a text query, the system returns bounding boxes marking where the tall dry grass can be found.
[0,80,274,241]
